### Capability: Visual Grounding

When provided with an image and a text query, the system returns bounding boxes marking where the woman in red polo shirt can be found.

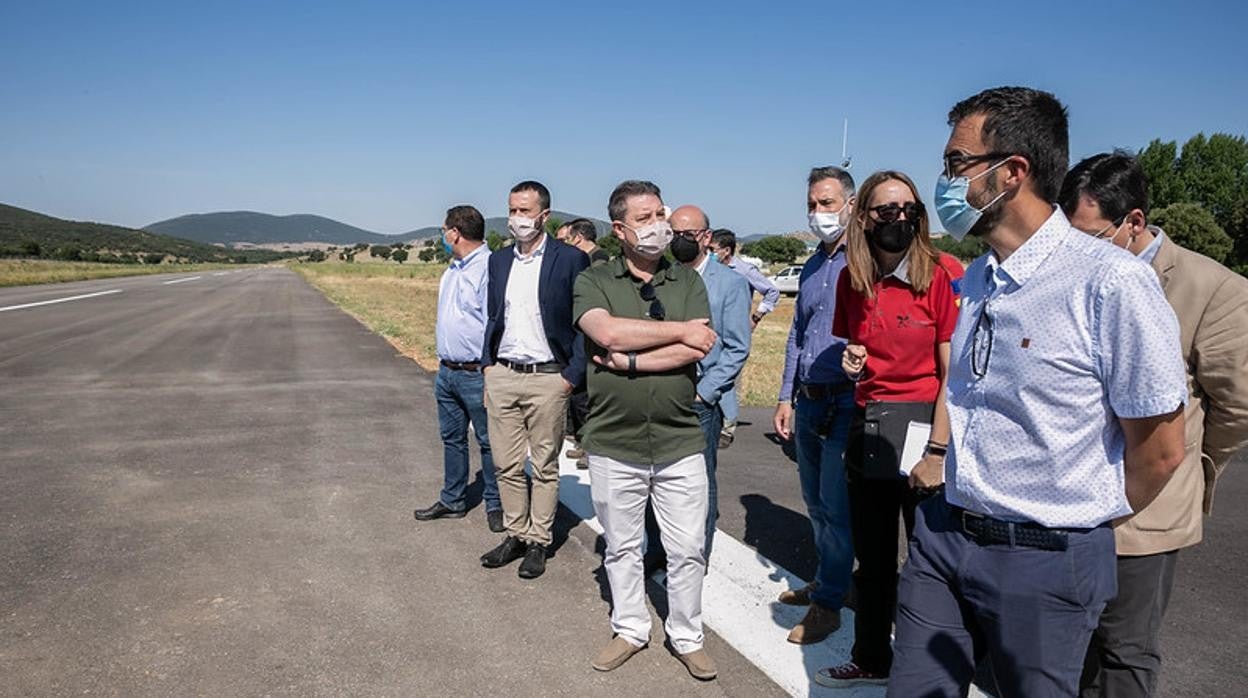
[815,170,963,688]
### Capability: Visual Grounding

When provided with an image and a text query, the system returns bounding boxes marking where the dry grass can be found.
[292,260,444,371]
[292,259,798,406]
[0,259,243,287]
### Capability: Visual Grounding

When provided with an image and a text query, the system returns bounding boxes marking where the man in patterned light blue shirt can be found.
[886,87,1188,698]
[414,205,502,533]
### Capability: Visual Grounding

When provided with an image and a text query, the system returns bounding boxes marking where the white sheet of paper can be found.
[899,421,933,476]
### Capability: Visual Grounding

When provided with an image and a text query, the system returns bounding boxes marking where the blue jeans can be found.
[720,384,739,425]
[888,497,1116,697]
[794,390,855,609]
[435,366,500,512]
[646,400,722,560]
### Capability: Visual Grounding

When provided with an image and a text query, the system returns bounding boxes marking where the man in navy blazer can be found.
[478,180,589,580]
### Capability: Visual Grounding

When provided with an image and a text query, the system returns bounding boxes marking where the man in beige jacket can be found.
[1062,151,1248,697]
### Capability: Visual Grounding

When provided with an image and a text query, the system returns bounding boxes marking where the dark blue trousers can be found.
[887,497,1117,698]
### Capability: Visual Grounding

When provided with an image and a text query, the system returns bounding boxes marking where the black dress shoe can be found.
[518,543,548,579]
[487,510,505,533]
[414,501,466,521]
[480,536,527,568]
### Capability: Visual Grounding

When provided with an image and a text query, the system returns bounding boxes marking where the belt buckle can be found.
[961,509,983,537]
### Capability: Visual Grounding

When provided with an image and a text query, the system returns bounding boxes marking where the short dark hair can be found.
[947,86,1069,203]
[562,217,598,242]
[444,205,484,241]
[711,228,737,255]
[1058,150,1150,221]
[608,180,662,223]
[808,166,855,198]
[510,180,551,211]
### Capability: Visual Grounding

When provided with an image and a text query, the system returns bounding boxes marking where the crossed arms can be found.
[577,308,716,372]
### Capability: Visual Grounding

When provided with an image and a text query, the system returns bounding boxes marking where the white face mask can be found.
[626,221,673,260]
[508,215,542,242]
[808,201,849,243]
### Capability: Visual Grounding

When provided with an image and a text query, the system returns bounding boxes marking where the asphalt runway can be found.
[2,268,1242,696]
[0,269,780,696]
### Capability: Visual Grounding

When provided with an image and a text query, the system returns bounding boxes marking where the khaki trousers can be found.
[484,367,568,546]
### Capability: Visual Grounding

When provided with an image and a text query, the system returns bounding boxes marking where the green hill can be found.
[146,211,408,246]
[0,203,285,263]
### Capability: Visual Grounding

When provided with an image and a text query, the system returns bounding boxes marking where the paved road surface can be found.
[0,269,780,696]
[2,268,1243,696]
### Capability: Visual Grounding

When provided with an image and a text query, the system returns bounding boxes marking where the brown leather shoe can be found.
[778,581,816,606]
[676,648,718,680]
[787,602,841,644]
[592,636,646,672]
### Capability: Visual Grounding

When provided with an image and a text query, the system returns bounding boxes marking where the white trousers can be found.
[588,451,708,654]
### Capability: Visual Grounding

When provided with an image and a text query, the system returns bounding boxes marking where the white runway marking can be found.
[555,442,990,697]
[162,276,202,285]
[212,272,230,276]
[0,289,123,313]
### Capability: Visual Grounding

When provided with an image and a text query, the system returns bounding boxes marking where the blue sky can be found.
[2,1,1245,235]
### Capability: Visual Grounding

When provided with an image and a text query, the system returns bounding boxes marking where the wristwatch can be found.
[751,312,764,323]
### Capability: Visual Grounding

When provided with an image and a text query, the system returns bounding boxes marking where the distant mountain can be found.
[147,209,614,247]
[145,211,408,247]
[0,203,284,262]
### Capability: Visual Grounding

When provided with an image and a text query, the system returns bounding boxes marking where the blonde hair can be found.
[844,170,941,299]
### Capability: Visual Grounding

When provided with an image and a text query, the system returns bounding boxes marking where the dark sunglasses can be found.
[868,201,926,224]
[671,228,706,240]
[639,282,665,320]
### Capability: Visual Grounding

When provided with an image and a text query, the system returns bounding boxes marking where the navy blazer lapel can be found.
[495,249,516,308]
[538,236,557,302]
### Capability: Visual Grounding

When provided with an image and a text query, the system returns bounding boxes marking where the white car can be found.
[769,265,803,296]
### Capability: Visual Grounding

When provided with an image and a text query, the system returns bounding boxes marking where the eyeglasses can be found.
[971,300,993,378]
[672,229,706,240]
[1093,216,1128,239]
[868,201,926,224]
[943,151,1014,179]
[639,282,665,320]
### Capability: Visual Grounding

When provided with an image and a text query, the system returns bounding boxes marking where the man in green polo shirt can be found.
[574,180,720,681]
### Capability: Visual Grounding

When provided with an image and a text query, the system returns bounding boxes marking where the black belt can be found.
[440,360,481,371]
[498,358,564,374]
[797,382,855,400]
[953,506,1073,551]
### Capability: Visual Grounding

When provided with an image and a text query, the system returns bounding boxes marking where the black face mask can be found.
[670,235,701,263]
[868,219,916,254]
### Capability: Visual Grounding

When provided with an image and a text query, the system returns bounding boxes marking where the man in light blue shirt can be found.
[414,205,502,533]
[887,87,1188,698]
[645,205,751,561]
[709,228,780,445]
[770,166,857,646]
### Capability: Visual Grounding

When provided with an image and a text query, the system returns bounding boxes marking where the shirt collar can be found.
[612,254,678,282]
[512,233,548,261]
[452,243,489,269]
[695,253,711,277]
[885,255,910,284]
[1137,226,1165,265]
[988,207,1070,289]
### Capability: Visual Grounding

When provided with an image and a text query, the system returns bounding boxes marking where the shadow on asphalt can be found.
[741,493,816,582]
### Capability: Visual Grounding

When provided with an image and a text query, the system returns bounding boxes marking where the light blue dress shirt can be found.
[727,258,781,315]
[778,246,848,402]
[1137,226,1165,265]
[946,210,1187,528]
[435,243,491,362]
